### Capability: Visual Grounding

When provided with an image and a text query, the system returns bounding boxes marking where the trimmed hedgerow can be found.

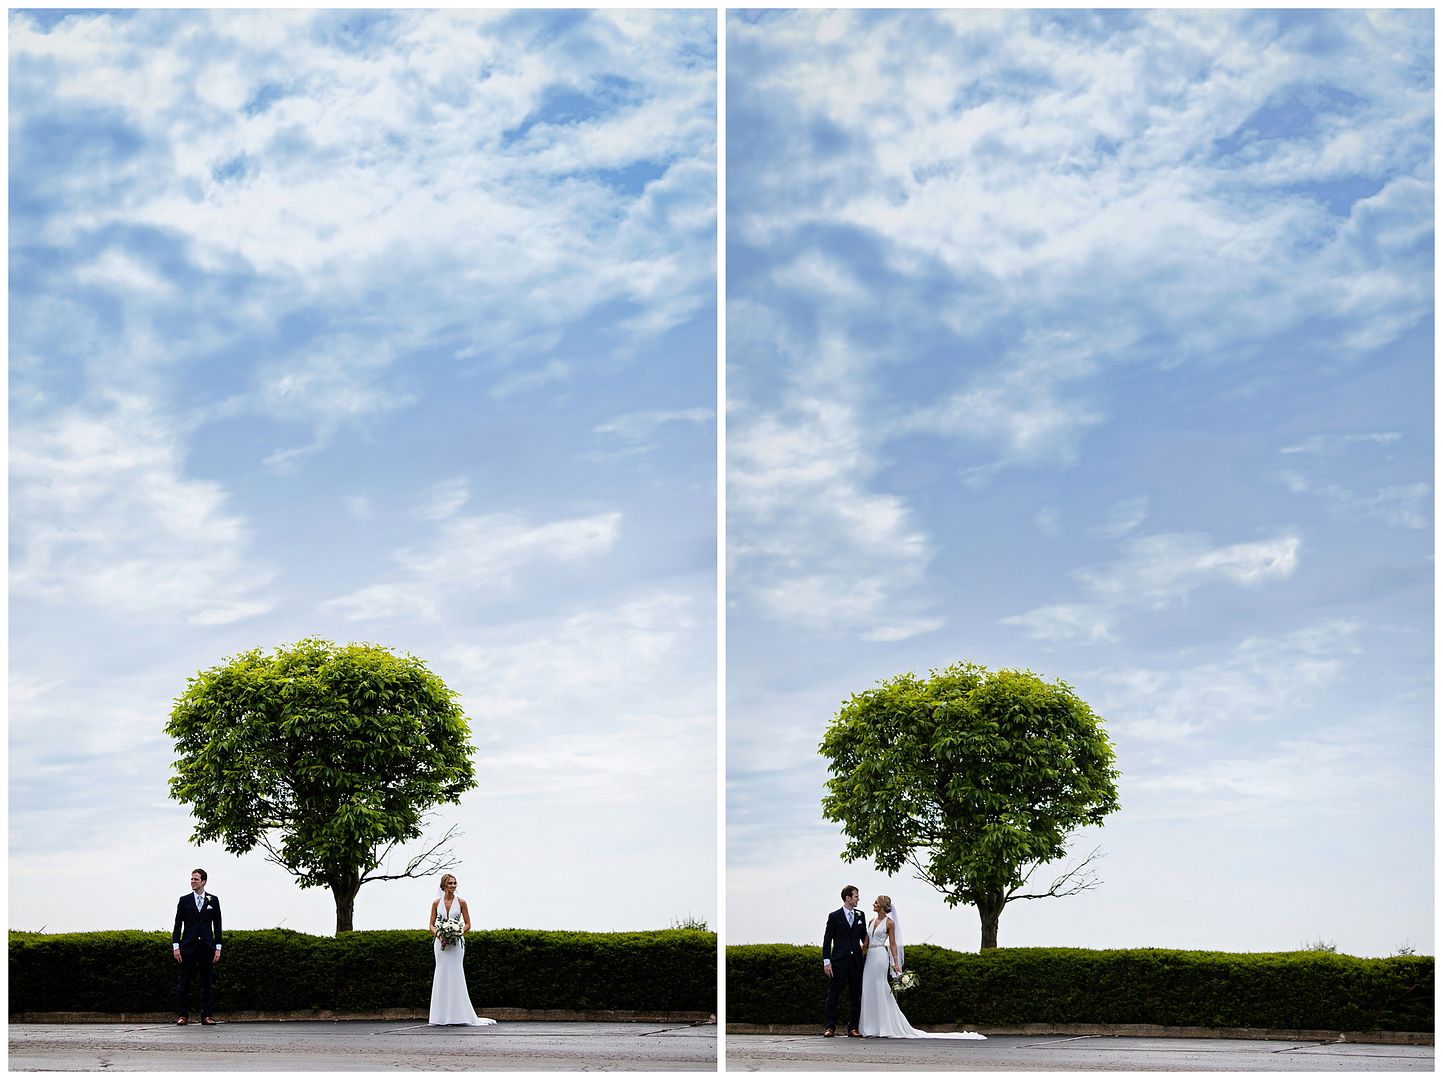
[9,929,715,1015]
[725,943,1432,1032]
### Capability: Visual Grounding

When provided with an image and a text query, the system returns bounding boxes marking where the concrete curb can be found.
[14,1009,716,1025]
[725,1022,1432,1046]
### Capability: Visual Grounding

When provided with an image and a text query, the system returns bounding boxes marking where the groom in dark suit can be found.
[171,868,222,1025]
[821,884,867,1037]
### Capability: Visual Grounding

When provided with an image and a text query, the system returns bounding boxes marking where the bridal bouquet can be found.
[890,969,918,995]
[435,915,465,949]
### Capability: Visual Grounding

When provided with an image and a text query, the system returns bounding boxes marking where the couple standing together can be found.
[822,885,985,1040]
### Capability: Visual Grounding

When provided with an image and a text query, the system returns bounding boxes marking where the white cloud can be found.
[1359,483,1430,530]
[1125,723,1413,825]
[445,593,699,724]
[441,591,714,802]
[322,509,622,622]
[899,331,1109,482]
[414,477,470,522]
[1280,431,1402,456]
[728,306,942,641]
[730,393,939,640]
[72,249,174,295]
[253,336,417,470]
[1003,604,1119,645]
[1274,433,1429,530]
[1004,531,1301,643]
[491,361,572,401]
[1091,496,1150,539]
[9,395,275,625]
[729,11,1431,476]
[595,407,714,442]
[589,406,716,463]
[860,617,947,643]
[1078,532,1300,603]
[11,9,716,444]
[1088,618,1361,743]
[1035,505,1062,537]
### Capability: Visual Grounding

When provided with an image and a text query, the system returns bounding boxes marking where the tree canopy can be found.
[166,638,478,932]
[819,661,1120,949]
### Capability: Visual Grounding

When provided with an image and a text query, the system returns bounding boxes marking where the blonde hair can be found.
[439,874,457,889]
[875,895,892,914]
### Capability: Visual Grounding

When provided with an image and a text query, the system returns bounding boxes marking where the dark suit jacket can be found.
[172,892,223,951]
[821,906,867,965]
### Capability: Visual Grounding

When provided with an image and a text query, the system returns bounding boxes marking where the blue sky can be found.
[10,9,717,935]
[727,9,1432,957]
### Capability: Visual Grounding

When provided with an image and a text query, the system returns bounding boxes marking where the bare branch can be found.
[1008,846,1105,903]
[359,823,463,885]
[909,853,942,890]
[910,853,969,906]
[258,835,300,876]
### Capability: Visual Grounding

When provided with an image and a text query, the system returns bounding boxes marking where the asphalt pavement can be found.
[724,1032,1433,1071]
[8,1020,717,1072]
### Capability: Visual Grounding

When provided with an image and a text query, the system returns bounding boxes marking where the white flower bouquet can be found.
[890,969,918,994]
[435,915,465,949]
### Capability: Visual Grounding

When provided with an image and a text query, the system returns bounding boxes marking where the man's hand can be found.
[212,949,222,964]
[172,949,182,964]
[823,961,833,978]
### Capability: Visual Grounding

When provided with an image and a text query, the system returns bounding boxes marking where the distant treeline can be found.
[10,928,715,1015]
[727,943,1432,1033]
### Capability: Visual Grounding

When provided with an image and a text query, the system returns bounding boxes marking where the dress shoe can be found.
[175,1017,187,1025]
[847,1029,863,1038]
[822,1027,835,1038]
[201,1017,217,1026]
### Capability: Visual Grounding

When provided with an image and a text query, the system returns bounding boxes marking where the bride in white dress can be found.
[428,874,497,1027]
[859,895,985,1040]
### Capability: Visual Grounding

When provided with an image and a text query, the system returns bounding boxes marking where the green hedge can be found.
[726,944,1433,1032]
[9,929,716,1015]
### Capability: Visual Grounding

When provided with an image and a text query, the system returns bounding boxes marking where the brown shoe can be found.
[847,1029,863,1038]
[822,1027,835,1038]
[201,1017,217,1026]
[175,1017,187,1025]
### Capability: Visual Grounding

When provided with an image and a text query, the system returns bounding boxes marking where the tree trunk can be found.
[330,874,361,934]
[977,894,1005,950]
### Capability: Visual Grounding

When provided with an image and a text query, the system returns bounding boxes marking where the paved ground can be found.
[8,1020,717,1072]
[724,1032,1434,1072]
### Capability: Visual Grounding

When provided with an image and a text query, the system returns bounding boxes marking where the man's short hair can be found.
[192,868,208,883]
[841,885,859,901]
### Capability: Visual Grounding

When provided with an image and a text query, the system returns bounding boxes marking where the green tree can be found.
[166,638,479,933]
[819,662,1120,950]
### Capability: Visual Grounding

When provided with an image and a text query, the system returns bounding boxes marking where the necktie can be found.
[196,894,203,910]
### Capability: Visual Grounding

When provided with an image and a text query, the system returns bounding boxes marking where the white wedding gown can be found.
[429,899,497,1027]
[858,915,985,1039]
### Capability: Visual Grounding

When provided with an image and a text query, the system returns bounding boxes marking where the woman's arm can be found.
[429,900,439,934]
[460,899,472,933]
[887,917,900,972]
